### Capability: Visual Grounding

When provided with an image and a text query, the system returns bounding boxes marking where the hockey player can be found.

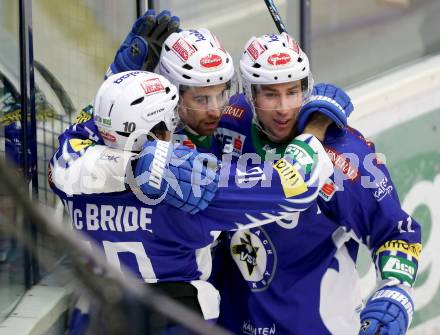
[53,10,421,334]
[197,34,421,335]
[50,71,334,333]
[113,27,421,335]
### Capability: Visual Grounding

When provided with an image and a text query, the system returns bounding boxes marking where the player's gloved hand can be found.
[359,286,414,335]
[108,10,180,76]
[297,83,354,133]
[133,140,219,214]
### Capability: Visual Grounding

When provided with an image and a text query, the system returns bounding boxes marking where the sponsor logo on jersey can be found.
[200,54,222,68]
[247,40,265,61]
[223,105,245,119]
[273,158,307,197]
[376,240,421,260]
[319,179,338,201]
[140,78,165,95]
[69,139,93,152]
[242,319,276,335]
[230,228,276,291]
[216,128,245,157]
[380,255,416,285]
[373,176,394,201]
[172,37,196,61]
[267,52,291,66]
[325,146,359,181]
[99,130,116,143]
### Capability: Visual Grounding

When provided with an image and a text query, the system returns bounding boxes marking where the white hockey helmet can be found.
[239,33,313,133]
[94,71,179,152]
[159,28,235,89]
[240,32,313,93]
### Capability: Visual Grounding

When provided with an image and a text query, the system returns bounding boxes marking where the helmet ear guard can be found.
[93,71,179,152]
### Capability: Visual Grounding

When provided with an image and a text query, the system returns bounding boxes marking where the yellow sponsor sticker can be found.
[74,109,92,124]
[376,240,422,261]
[69,139,93,152]
[273,158,307,198]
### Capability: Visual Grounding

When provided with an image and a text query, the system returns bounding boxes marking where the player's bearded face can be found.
[178,84,229,136]
[254,81,303,143]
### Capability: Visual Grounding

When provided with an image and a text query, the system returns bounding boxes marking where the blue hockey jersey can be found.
[50,105,333,320]
[214,94,422,335]
[52,96,421,333]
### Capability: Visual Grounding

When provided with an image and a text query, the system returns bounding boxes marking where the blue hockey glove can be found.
[297,83,354,133]
[133,140,219,214]
[359,286,414,335]
[109,10,180,75]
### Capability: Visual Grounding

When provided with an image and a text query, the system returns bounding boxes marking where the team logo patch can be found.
[246,40,265,61]
[140,78,165,95]
[319,179,338,201]
[200,54,222,68]
[171,37,196,61]
[230,228,276,291]
[68,139,93,152]
[267,52,291,66]
[273,158,307,197]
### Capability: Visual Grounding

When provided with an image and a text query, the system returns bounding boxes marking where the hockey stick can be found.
[263,0,288,33]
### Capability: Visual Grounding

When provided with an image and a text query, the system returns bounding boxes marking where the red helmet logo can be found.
[200,54,222,68]
[267,53,291,66]
[140,78,165,95]
[99,130,117,143]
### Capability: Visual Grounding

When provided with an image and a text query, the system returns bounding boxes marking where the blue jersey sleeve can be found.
[190,134,334,233]
[320,131,421,287]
